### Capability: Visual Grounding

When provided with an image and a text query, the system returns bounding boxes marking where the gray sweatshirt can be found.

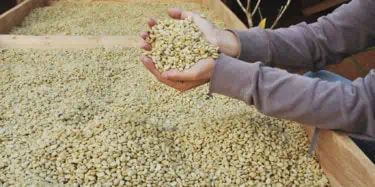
[209,0,375,140]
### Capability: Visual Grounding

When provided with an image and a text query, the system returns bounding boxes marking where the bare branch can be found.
[252,0,262,16]
[258,8,263,21]
[246,0,251,11]
[271,0,291,29]
[236,0,253,27]
[237,0,247,13]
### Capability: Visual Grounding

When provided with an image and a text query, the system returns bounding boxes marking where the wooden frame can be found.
[0,0,45,34]
[302,0,349,16]
[0,35,141,49]
[0,0,374,186]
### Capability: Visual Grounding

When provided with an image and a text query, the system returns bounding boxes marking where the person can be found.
[139,0,375,162]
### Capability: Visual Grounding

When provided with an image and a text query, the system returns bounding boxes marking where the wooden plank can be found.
[47,0,202,4]
[0,35,142,49]
[304,126,375,187]
[90,0,202,3]
[0,0,46,34]
[302,0,348,16]
[202,0,247,30]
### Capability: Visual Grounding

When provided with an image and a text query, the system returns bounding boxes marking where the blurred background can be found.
[221,0,341,28]
[0,0,344,23]
[1,0,373,81]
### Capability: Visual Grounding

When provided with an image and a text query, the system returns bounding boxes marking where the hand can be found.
[140,55,215,92]
[139,8,219,92]
[140,8,239,57]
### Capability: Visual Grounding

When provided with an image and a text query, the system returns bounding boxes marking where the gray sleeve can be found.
[229,0,375,70]
[209,54,375,139]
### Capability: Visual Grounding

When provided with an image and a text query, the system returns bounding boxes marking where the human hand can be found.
[140,8,239,57]
[139,8,219,92]
[139,55,215,92]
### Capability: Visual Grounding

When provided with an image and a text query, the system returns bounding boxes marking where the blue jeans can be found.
[304,70,375,163]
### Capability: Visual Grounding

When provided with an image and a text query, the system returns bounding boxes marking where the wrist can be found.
[215,29,240,58]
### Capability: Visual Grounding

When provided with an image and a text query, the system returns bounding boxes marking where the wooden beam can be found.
[47,0,202,5]
[0,35,142,49]
[90,0,202,3]
[0,0,46,34]
[302,0,348,16]
[202,0,247,30]
[304,126,375,187]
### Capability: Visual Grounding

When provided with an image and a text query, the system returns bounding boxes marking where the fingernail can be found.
[162,73,168,78]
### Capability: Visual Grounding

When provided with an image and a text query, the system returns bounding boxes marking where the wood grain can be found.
[304,126,375,187]
[0,35,142,49]
[47,0,202,5]
[202,0,247,30]
[302,0,348,16]
[0,0,45,34]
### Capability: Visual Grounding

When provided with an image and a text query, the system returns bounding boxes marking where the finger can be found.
[139,31,149,40]
[147,18,157,28]
[140,56,206,92]
[168,8,196,20]
[181,11,197,20]
[140,56,183,87]
[168,8,183,19]
[162,58,214,81]
[177,79,208,92]
[140,56,168,83]
[140,56,158,77]
[140,41,152,51]
[162,69,198,81]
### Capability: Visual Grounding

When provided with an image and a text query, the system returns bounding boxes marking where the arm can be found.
[209,54,375,139]
[228,0,375,70]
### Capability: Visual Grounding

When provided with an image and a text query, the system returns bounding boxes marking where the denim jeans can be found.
[303,70,375,163]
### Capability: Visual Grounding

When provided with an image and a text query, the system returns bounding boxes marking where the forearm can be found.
[209,54,375,139]
[224,0,375,70]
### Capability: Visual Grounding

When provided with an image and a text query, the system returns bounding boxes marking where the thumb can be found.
[162,69,198,81]
[162,58,215,81]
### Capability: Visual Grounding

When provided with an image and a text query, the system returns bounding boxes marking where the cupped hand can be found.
[140,8,220,51]
[140,55,215,92]
[139,8,218,92]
